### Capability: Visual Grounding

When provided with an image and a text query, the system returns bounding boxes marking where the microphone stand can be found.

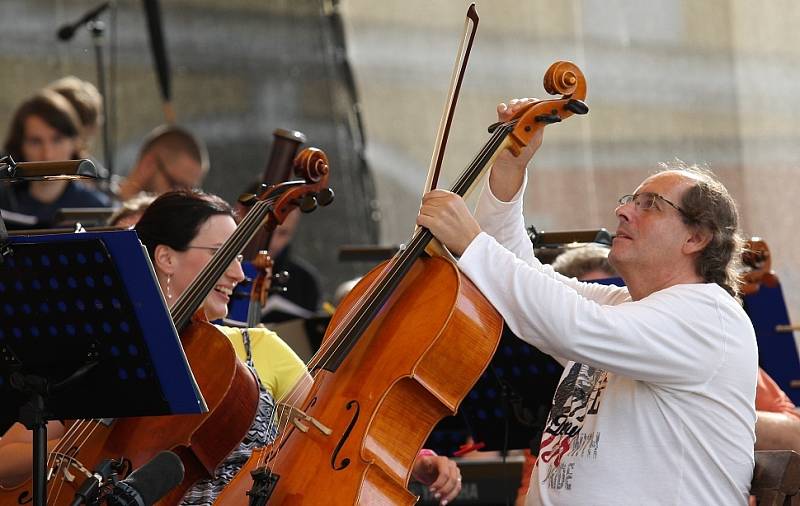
[56,2,114,185]
[89,19,114,184]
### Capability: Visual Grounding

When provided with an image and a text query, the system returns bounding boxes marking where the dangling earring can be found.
[166,274,173,300]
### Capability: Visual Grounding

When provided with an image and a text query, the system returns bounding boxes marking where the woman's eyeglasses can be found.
[186,245,244,263]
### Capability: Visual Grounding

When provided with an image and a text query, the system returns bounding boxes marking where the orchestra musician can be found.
[45,76,103,157]
[115,125,209,201]
[417,98,757,504]
[0,90,112,228]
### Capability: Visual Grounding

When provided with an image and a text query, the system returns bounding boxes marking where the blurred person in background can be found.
[550,244,617,282]
[46,75,107,181]
[116,125,209,201]
[46,76,103,151]
[107,193,156,228]
[0,90,111,228]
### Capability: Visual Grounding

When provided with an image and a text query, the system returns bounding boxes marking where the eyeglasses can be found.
[617,192,688,218]
[186,245,244,264]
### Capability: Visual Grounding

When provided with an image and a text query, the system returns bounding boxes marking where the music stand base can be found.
[16,382,49,506]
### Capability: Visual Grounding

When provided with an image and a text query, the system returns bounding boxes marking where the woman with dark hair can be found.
[134,190,461,505]
[134,189,311,505]
[0,90,111,228]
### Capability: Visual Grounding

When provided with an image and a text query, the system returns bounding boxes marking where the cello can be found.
[0,149,332,506]
[229,129,306,324]
[236,57,589,506]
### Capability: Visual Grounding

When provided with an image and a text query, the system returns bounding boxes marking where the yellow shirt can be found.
[216,325,307,402]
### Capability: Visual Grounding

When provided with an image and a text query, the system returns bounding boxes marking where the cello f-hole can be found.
[330,400,360,471]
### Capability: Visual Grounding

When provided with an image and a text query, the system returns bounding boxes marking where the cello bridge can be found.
[47,452,93,482]
[285,406,333,436]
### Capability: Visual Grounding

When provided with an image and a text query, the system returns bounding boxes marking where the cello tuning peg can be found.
[300,194,318,213]
[565,99,589,115]
[534,113,561,124]
[237,193,258,207]
[317,188,334,207]
[487,121,503,133]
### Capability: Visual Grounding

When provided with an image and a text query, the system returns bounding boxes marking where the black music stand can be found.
[425,326,562,456]
[446,325,564,454]
[55,207,116,227]
[0,230,206,506]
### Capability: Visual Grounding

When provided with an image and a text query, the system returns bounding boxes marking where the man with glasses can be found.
[417,98,756,505]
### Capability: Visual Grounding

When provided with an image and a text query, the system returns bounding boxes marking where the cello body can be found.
[228,254,502,504]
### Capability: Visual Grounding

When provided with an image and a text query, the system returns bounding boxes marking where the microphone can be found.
[105,451,185,506]
[69,459,121,506]
[57,1,111,41]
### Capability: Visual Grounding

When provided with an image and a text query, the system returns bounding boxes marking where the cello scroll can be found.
[492,61,589,157]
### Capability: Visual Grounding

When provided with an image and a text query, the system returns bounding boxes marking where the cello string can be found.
[257,387,305,468]
[46,419,97,493]
[48,419,105,505]
[171,196,280,326]
[303,121,513,374]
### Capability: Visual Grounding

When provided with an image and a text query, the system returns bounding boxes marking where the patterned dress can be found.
[180,329,278,506]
